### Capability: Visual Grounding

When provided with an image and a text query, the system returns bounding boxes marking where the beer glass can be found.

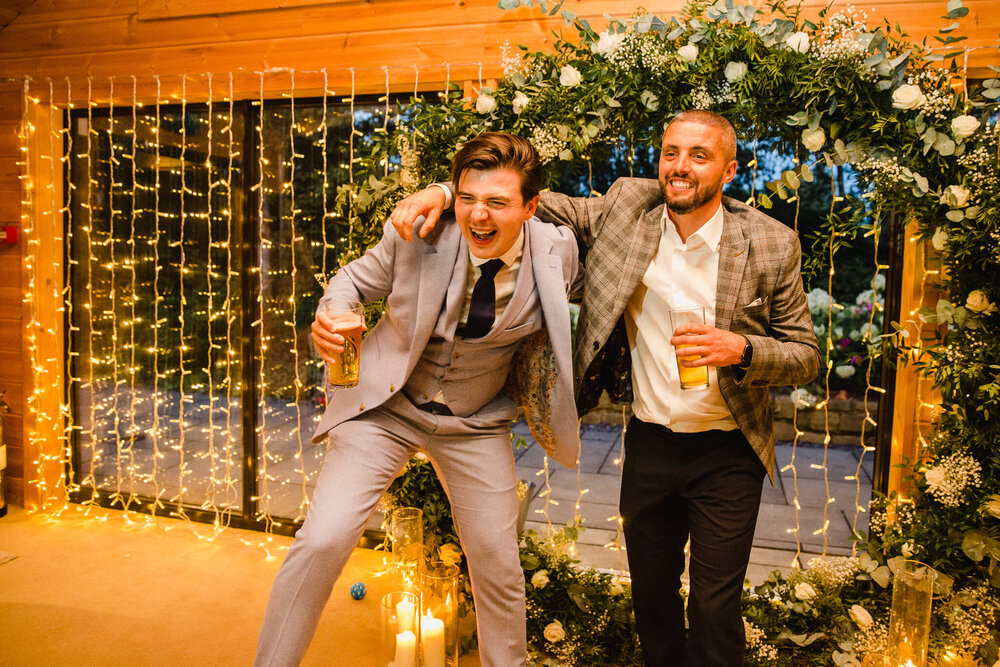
[324,303,364,388]
[668,306,710,390]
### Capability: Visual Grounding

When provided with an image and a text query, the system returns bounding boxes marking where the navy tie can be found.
[459,258,505,339]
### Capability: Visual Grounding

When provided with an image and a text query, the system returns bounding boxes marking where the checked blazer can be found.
[535,177,820,480]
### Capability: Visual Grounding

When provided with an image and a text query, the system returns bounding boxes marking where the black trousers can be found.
[620,417,766,667]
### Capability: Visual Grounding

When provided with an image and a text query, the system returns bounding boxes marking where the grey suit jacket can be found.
[312,215,582,468]
[535,177,820,479]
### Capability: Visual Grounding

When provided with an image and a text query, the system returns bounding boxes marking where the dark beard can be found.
[661,181,717,214]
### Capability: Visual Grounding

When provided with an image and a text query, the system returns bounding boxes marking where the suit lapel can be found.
[715,208,749,332]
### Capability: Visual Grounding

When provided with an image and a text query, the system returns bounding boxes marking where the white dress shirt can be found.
[625,204,738,432]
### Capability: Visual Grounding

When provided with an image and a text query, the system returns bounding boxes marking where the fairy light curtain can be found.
[20,66,883,564]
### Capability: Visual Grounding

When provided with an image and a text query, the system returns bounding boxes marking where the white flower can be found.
[786,31,810,53]
[983,494,1000,519]
[924,465,946,490]
[511,91,530,115]
[901,540,915,557]
[892,84,925,110]
[678,44,699,62]
[966,290,998,314]
[794,582,817,601]
[559,65,583,87]
[931,228,948,251]
[802,127,826,152]
[640,90,659,111]
[807,287,831,315]
[530,570,550,589]
[591,30,625,58]
[475,93,496,114]
[724,61,748,81]
[940,184,971,208]
[608,579,625,596]
[849,604,874,628]
[835,365,856,379]
[951,114,981,139]
[543,620,565,643]
[872,273,886,291]
[791,387,818,407]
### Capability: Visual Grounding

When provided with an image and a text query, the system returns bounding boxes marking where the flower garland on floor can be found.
[336,0,1000,662]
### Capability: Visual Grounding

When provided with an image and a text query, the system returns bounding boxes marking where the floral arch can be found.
[338,0,1000,663]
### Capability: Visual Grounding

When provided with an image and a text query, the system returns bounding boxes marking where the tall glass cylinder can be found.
[887,560,937,666]
[390,507,424,589]
[420,562,460,667]
[380,591,421,667]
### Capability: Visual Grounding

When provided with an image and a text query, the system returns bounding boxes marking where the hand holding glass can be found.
[323,304,364,388]
[669,307,710,391]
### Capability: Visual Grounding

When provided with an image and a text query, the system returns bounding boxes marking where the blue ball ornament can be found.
[350,582,366,600]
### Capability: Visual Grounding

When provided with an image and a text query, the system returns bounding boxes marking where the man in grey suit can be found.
[391,110,820,666]
[254,132,581,667]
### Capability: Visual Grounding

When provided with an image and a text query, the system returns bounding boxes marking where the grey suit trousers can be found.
[254,393,527,667]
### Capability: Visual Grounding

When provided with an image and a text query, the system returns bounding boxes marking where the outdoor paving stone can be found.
[754,503,856,555]
[545,469,626,501]
[774,443,871,481]
[760,473,787,505]
[746,547,801,586]
[792,478,872,513]
[573,542,632,572]
[579,423,625,443]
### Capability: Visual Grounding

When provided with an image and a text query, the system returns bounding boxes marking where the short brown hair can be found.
[451,132,542,203]
[667,110,738,162]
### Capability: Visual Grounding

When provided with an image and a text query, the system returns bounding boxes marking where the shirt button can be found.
[422,393,429,399]
[358,403,365,411]
[453,352,461,359]
[593,340,600,351]
[389,384,395,392]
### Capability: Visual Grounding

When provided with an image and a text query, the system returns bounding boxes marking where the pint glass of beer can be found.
[324,304,364,388]
[668,306,710,391]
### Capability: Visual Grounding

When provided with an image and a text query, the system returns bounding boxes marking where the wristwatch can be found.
[737,338,753,371]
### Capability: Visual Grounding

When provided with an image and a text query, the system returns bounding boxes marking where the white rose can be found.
[543,620,565,643]
[640,90,659,111]
[512,91,530,115]
[678,44,699,62]
[849,604,874,628]
[802,127,826,152]
[794,582,817,601]
[530,570,550,589]
[559,65,583,87]
[983,494,1000,519]
[931,228,948,251]
[924,466,946,490]
[835,365,856,379]
[591,30,625,58]
[951,114,981,139]
[940,184,971,208]
[786,31,810,53]
[892,84,925,110]
[608,579,625,596]
[966,289,998,314]
[724,61,748,81]
[475,93,496,115]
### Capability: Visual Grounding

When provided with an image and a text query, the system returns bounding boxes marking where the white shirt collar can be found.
[470,228,524,267]
[663,202,725,252]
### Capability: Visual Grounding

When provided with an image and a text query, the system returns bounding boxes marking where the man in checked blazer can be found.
[255,132,580,667]
[392,110,820,665]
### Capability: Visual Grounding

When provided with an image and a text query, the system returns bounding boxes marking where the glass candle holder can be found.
[390,507,424,589]
[380,591,421,667]
[887,560,937,667]
[420,562,460,667]
[861,653,894,667]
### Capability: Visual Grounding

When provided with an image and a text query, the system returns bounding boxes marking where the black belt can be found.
[415,400,454,416]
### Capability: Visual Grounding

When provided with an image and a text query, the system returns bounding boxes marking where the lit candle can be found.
[396,598,416,633]
[394,630,417,667]
[421,610,445,667]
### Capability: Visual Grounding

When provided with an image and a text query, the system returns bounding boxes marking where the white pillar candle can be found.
[420,613,445,667]
[394,630,417,667]
[396,598,416,633]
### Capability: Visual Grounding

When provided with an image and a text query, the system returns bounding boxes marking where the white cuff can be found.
[431,182,453,208]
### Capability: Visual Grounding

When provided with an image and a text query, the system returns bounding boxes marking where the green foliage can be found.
[340,0,1000,661]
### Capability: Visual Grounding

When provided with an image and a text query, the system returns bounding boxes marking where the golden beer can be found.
[675,341,710,390]
[326,306,364,388]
